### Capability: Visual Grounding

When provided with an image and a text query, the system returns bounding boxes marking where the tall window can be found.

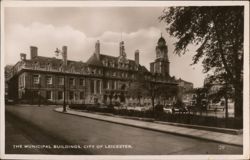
[33,75,40,84]
[114,81,116,90]
[69,91,74,100]
[58,77,64,85]
[111,80,115,89]
[90,80,94,94]
[79,79,85,86]
[103,81,107,89]
[96,80,100,94]
[46,76,52,85]
[46,91,52,100]
[107,80,110,89]
[80,92,84,100]
[58,91,63,100]
[69,78,75,86]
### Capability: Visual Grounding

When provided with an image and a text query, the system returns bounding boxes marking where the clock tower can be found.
[150,35,170,76]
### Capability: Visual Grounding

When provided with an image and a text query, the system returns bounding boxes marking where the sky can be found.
[4,7,206,87]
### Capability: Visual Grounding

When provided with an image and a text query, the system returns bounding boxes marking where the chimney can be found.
[135,49,139,65]
[95,40,100,60]
[30,46,38,59]
[119,41,125,56]
[20,53,26,61]
[62,46,68,66]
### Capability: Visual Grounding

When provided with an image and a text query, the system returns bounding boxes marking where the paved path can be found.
[55,107,243,146]
[5,105,243,155]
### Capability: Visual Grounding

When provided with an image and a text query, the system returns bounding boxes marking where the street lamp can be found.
[38,75,41,107]
[55,46,67,112]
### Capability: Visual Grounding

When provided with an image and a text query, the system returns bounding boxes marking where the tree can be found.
[160,6,243,119]
[127,81,148,105]
[157,84,178,105]
[193,87,208,115]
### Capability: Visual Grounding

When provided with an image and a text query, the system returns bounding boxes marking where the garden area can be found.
[69,104,243,129]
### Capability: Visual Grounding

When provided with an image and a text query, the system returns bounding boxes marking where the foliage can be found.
[127,81,149,102]
[69,104,242,129]
[160,6,243,118]
[156,84,178,100]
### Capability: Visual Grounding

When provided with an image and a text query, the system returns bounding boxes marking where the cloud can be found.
[5,22,162,67]
[5,22,206,87]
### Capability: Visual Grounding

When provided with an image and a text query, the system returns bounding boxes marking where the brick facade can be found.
[7,36,178,105]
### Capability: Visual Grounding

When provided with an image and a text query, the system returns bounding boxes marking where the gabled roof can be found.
[86,54,103,67]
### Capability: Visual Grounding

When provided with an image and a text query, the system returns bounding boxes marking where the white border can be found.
[1,1,249,160]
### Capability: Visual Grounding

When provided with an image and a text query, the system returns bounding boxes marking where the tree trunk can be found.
[234,86,243,118]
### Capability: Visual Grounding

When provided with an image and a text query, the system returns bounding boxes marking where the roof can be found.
[26,56,88,69]
[177,78,193,85]
[86,54,103,67]
[86,53,150,73]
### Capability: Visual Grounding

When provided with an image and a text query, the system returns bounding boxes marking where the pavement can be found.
[54,107,243,147]
[5,104,243,155]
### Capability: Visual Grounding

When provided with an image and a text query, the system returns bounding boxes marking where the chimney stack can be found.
[135,49,139,65]
[20,53,26,61]
[62,46,67,66]
[30,46,38,59]
[95,40,100,60]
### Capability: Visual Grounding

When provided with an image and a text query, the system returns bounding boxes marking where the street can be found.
[5,105,242,155]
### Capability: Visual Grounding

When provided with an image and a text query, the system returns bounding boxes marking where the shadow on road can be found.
[5,112,91,155]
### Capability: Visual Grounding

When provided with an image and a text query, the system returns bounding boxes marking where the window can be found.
[96,80,100,94]
[19,76,22,87]
[46,91,52,100]
[33,75,40,84]
[69,78,75,86]
[80,92,84,100]
[103,81,107,89]
[58,77,64,85]
[46,76,52,85]
[79,79,85,86]
[107,81,110,89]
[90,80,95,93]
[69,91,74,100]
[111,81,115,89]
[114,81,116,90]
[58,91,63,100]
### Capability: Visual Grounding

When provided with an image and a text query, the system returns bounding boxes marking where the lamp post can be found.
[38,75,41,107]
[150,73,157,118]
[55,47,67,112]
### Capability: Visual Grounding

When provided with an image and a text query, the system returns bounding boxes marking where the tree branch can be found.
[213,21,234,83]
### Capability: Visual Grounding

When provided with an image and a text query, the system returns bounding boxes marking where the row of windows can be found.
[32,61,103,75]
[33,75,85,86]
[103,80,126,90]
[46,91,85,100]
[106,71,134,79]
[102,60,137,70]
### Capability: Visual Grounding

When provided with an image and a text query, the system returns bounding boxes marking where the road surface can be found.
[5,105,242,155]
